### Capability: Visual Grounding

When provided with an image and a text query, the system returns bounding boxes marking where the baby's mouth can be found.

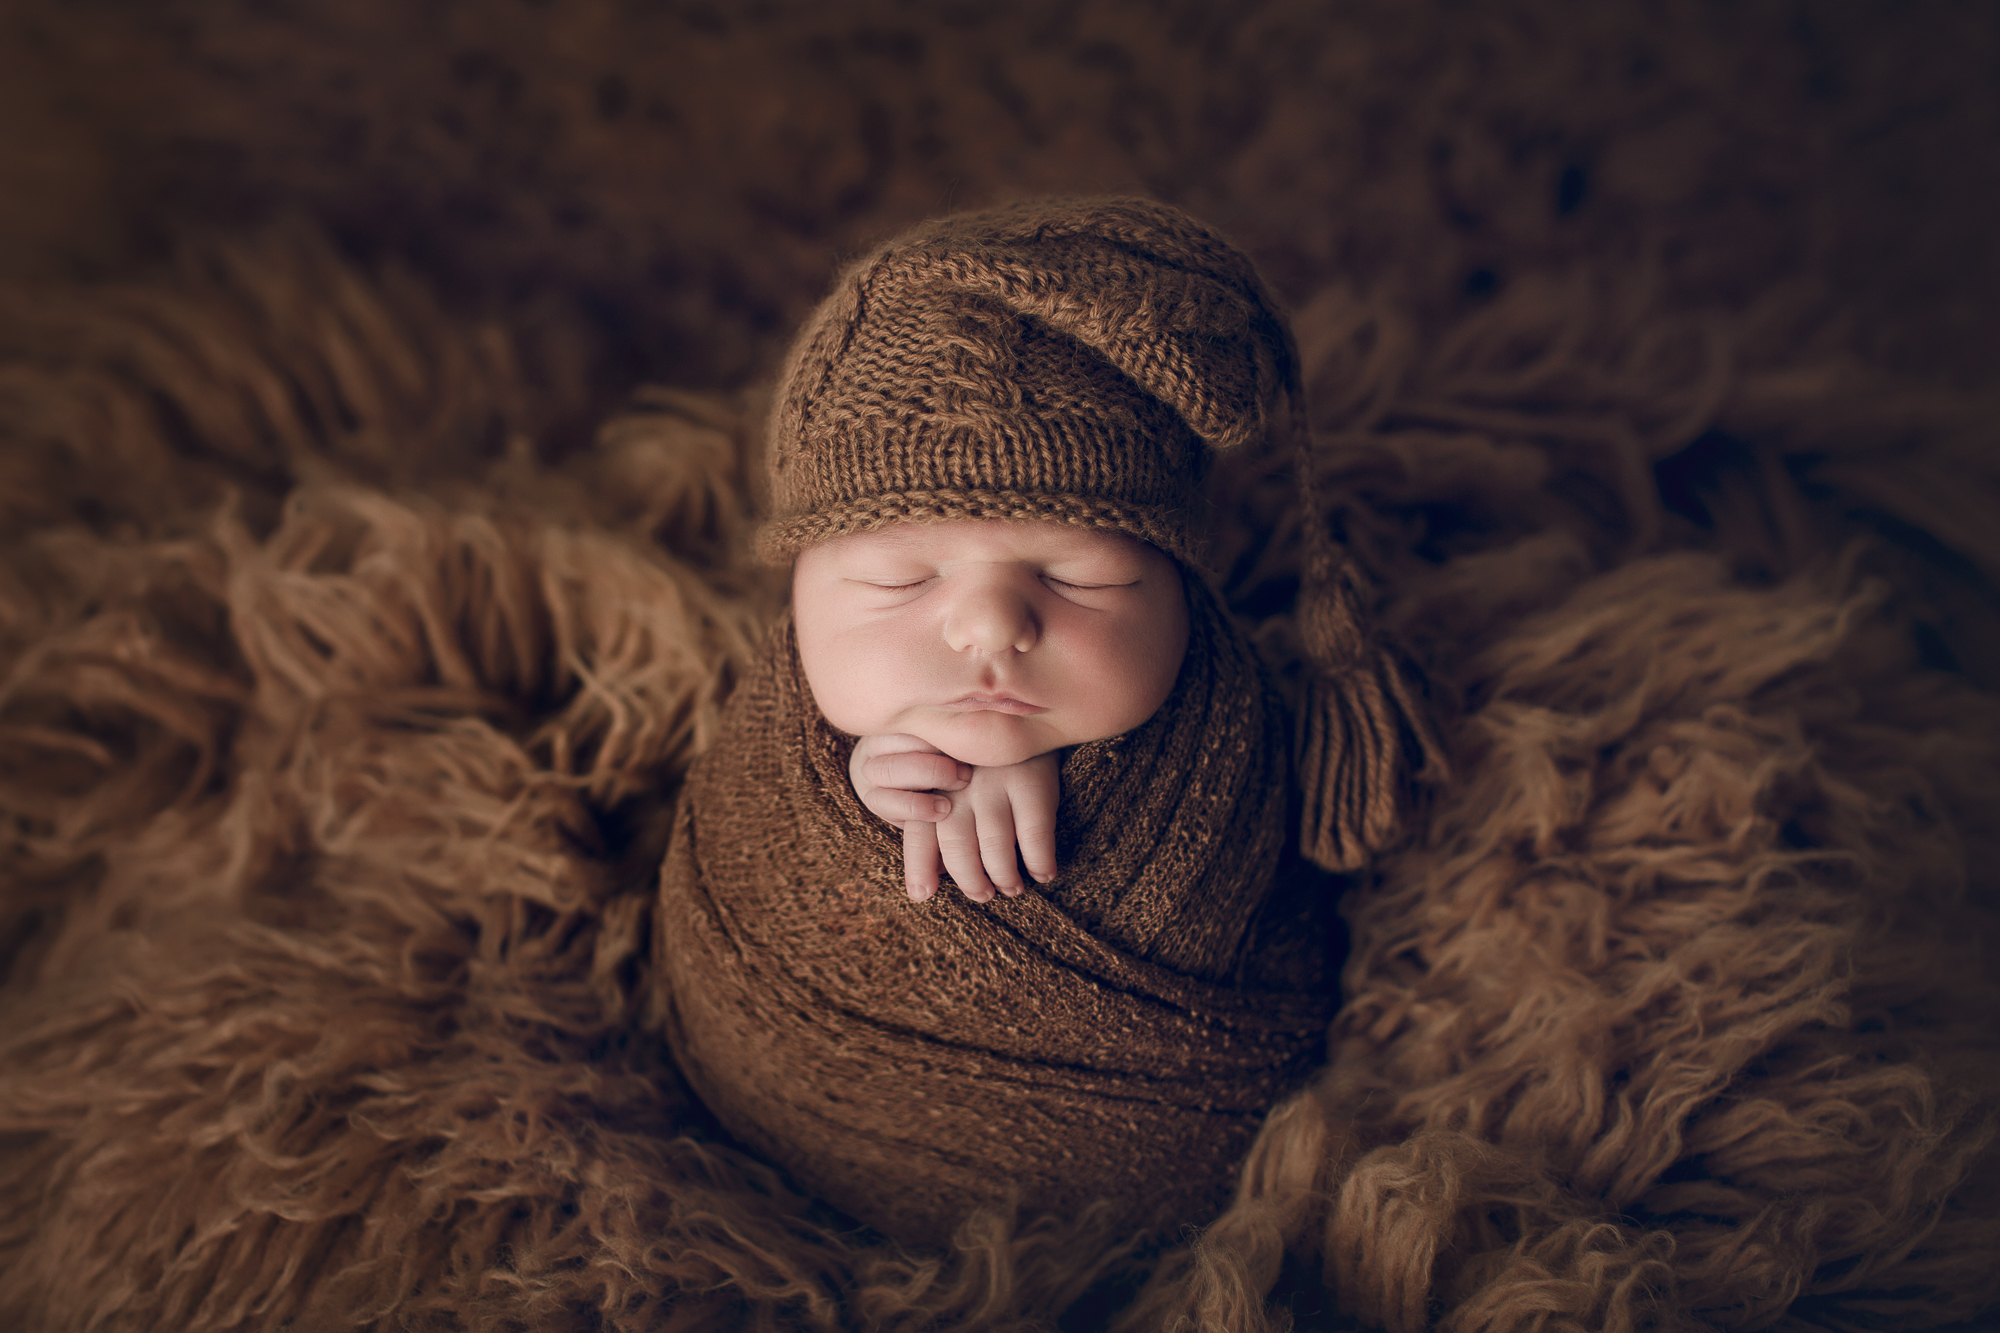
[942,692,1046,715]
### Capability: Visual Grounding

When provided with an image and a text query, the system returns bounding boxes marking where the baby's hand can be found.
[848,734,1059,903]
[918,756,1060,903]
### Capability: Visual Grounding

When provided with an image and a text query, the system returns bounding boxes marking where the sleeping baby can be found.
[800,515,1186,905]
[655,196,1433,1245]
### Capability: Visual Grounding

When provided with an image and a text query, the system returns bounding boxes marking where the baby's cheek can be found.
[804,669,899,736]
[1071,628,1185,738]
[797,629,921,736]
[796,632,866,732]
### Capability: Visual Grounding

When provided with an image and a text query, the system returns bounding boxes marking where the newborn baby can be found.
[656,196,1427,1245]
[799,517,1187,903]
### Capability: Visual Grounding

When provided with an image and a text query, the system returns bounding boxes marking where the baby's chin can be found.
[917,714,1067,769]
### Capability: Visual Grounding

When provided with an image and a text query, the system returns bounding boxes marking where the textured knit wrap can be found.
[656,577,1338,1242]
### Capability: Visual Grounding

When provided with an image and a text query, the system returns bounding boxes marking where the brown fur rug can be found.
[2,3,1998,1330]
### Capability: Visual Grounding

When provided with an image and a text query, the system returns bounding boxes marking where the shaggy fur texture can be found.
[1,3,1997,1330]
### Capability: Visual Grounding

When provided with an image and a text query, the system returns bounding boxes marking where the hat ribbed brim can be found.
[755,488,1202,569]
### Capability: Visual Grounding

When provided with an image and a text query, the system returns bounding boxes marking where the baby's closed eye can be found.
[1041,574,1128,590]
[853,574,933,591]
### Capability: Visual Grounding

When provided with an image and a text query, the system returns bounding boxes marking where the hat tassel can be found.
[1293,540,1444,873]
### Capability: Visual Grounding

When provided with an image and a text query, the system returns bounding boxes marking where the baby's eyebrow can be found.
[848,536,943,563]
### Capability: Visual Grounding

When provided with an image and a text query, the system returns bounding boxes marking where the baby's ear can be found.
[1293,547,1445,872]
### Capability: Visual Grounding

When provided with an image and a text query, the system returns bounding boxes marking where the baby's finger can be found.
[865,751,972,793]
[934,808,998,903]
[903,821,942,902]
[864,787,953,825]
[1008,772,1060,885]
[969,789,1025,896]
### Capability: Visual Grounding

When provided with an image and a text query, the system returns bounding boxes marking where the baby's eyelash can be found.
[1044,576,1132,591]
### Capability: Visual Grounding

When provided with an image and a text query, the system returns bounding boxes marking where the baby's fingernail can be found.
[931,798,950,816]
[1000,884,1023,898]
[956,763,972,782]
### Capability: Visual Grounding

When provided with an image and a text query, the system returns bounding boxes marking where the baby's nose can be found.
[943,584,1039,654]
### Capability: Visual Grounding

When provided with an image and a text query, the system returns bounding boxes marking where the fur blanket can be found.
[2,3,1997,1330]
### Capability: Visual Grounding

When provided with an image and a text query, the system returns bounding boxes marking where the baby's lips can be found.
[940,692,1046,715]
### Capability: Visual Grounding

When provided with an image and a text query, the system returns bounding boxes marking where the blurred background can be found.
[2,0,1994,428]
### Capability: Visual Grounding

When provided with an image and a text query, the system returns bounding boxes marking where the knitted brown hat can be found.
[763,195,1443,873]
[757,196,1301,569]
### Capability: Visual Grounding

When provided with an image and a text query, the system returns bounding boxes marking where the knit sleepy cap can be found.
[757,196,1303,569]
[763,194,1444,875]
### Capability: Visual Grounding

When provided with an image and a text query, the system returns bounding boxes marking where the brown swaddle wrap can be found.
[656,576,1336,1242]
[656,195,1437,1244]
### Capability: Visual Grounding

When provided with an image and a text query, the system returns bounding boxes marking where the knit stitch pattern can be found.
[657,577,1335,1244]
[759,197,1297,568]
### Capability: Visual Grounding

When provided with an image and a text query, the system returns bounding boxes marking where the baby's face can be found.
[793,519,1189,768]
